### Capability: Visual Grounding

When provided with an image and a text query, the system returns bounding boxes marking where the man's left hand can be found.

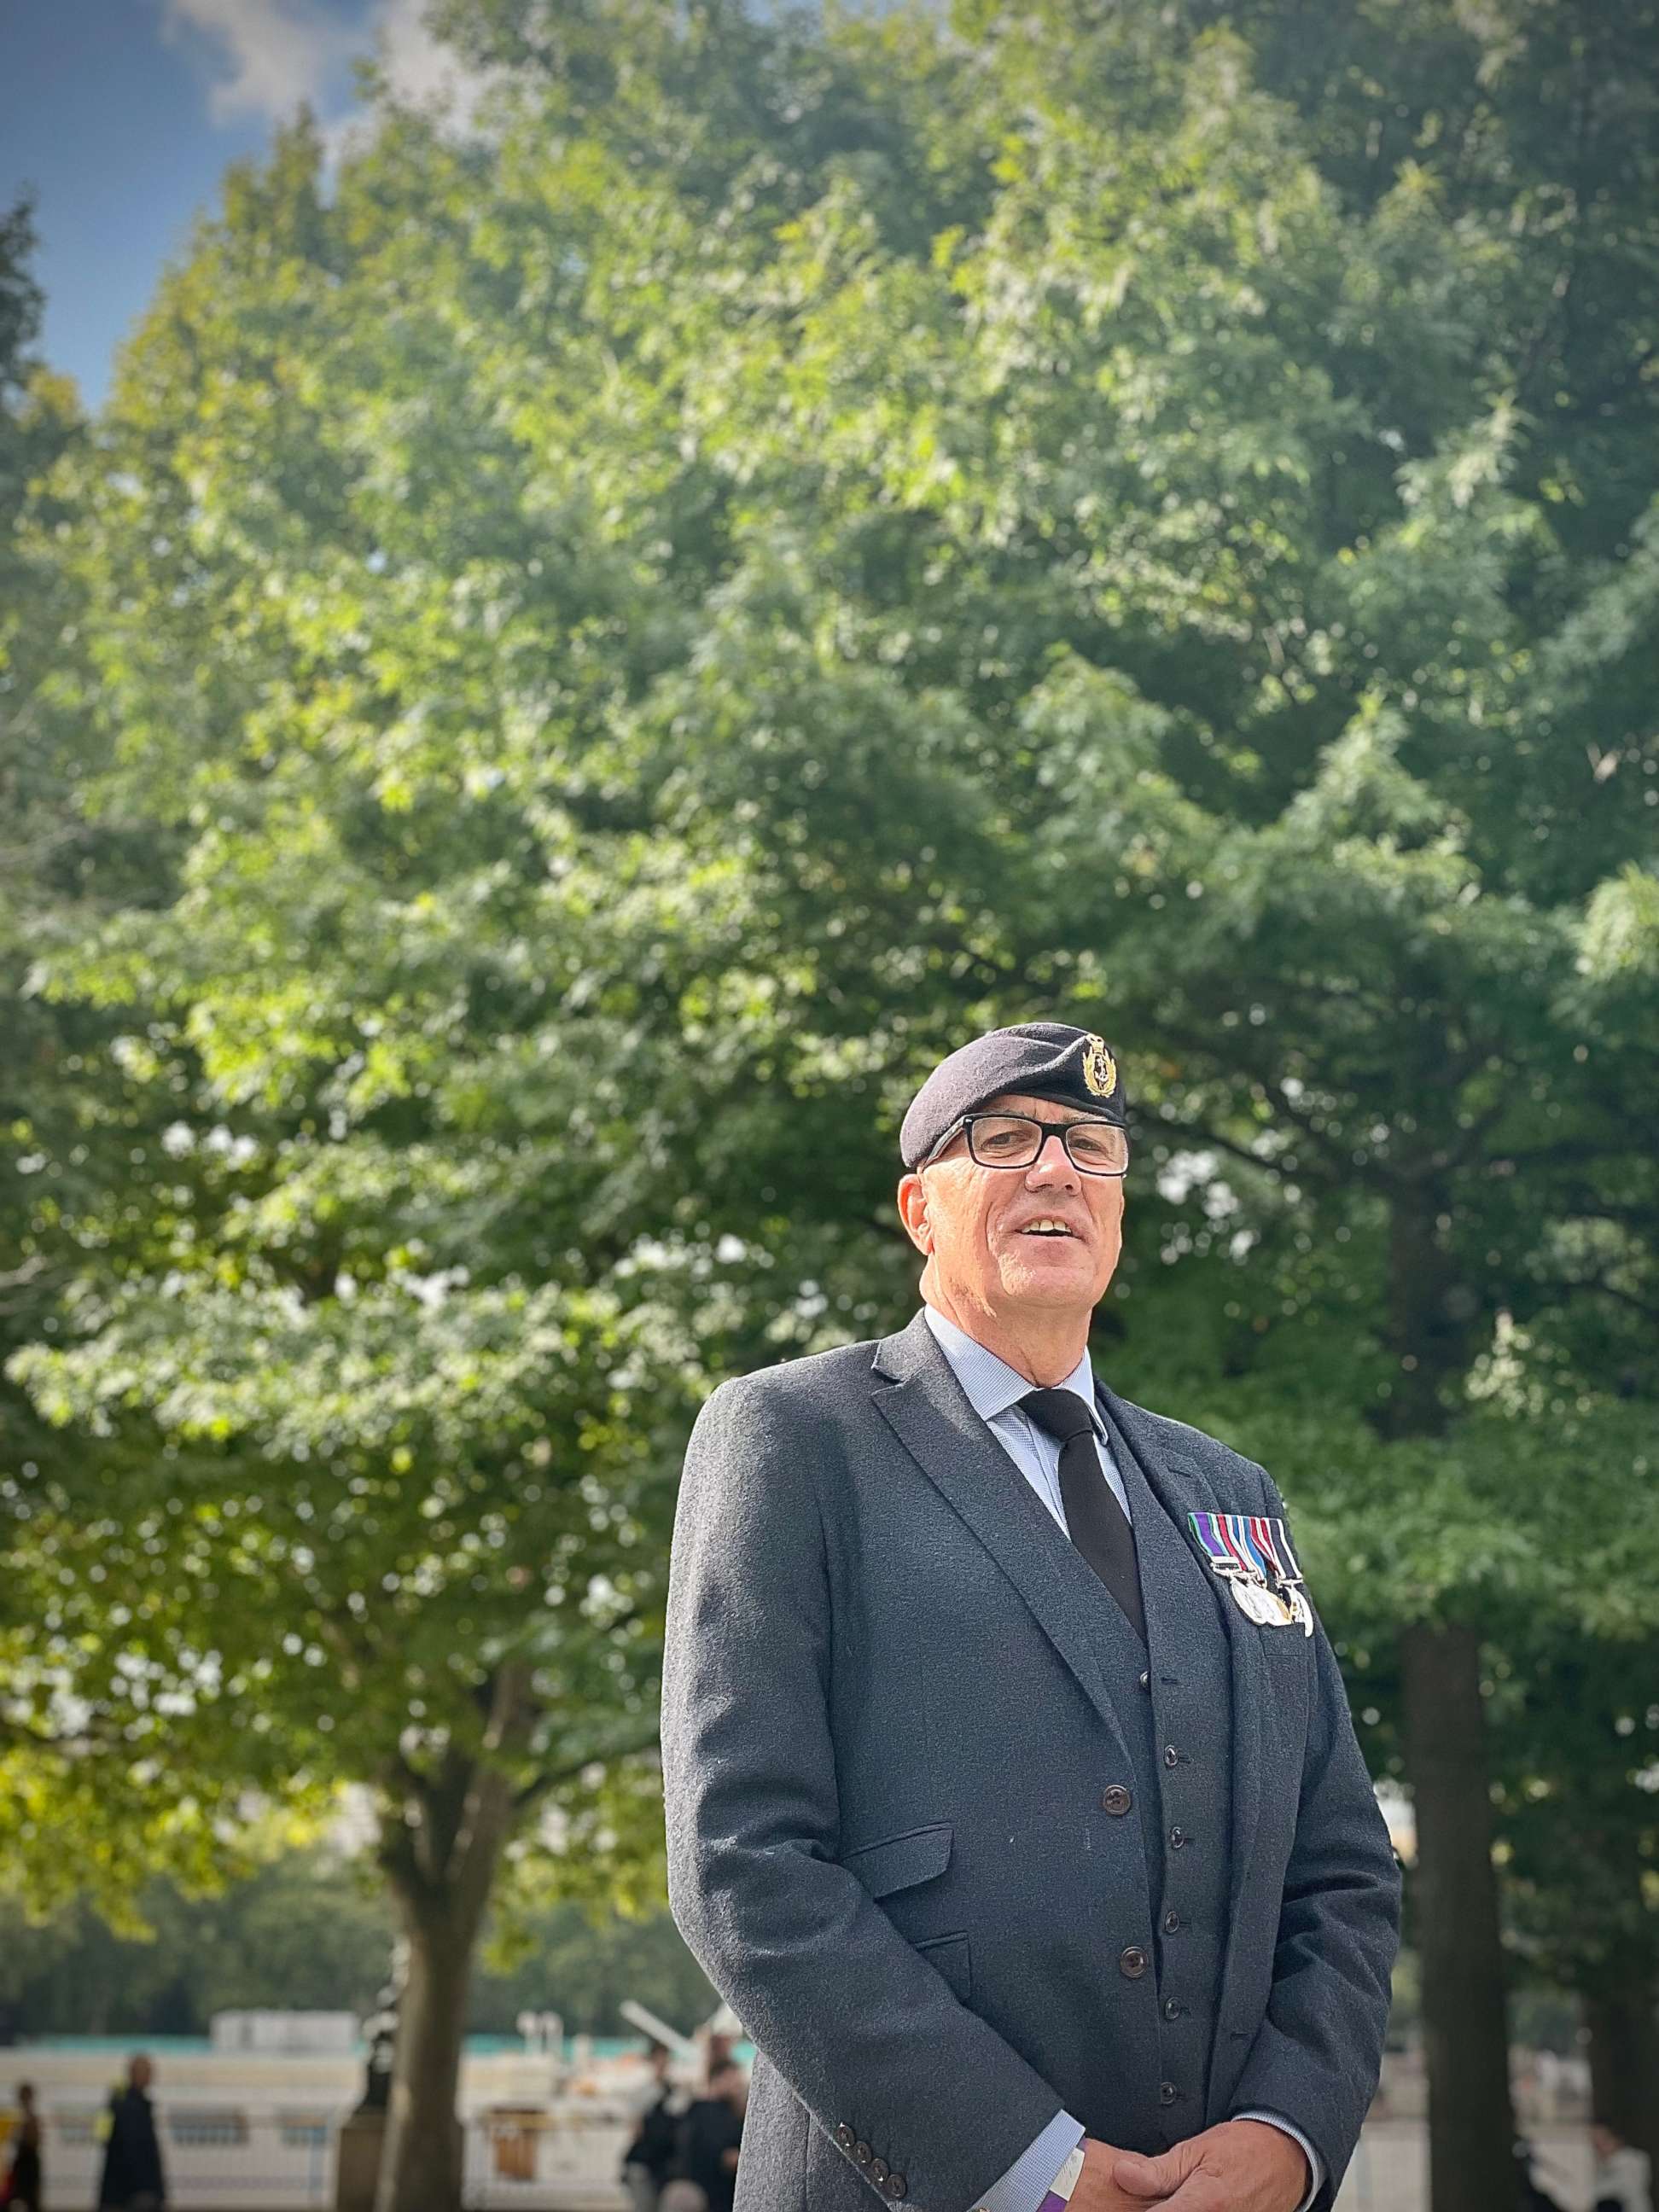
[1112,2119,1310,2210]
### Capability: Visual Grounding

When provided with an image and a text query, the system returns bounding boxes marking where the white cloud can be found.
[355,0,499,144]
[166,0,497,163]
[164,0,362,125]
[370,0,484,112]
[322,0,499,164]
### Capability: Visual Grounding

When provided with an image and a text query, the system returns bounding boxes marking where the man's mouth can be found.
[1020,1218,1079,1238]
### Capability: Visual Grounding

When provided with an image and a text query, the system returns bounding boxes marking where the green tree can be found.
[0,197,83,1599]
[0,179,265,1941]
[6,108,720,2212]
[0,207,246,1908]
[9,9,1658,2212]
[1493,1629,1659,2164]
[0,1837,716,2040]
[0,1846,393,2035]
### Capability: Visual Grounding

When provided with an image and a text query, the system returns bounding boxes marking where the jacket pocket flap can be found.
[841,1822,952,1901]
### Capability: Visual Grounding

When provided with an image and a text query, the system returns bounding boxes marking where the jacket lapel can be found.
[870,1312,1130,1762]
[1095,1386,1266,1944]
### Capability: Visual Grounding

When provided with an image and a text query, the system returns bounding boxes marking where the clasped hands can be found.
[1069,2118,1309,2212]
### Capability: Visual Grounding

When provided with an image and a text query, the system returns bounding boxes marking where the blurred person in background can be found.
[667,2058,748,2212]
[2,2083,41,2212]
[1513,2134,1566,2212]
[621,2043,684,2211]
[96,2058,165,2212]
[1592,2121,1653,2212]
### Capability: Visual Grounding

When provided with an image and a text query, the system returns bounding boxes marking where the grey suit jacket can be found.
[661,1311,1400,2212]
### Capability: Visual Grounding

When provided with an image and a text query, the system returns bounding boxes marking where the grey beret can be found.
[899,1022,1127,1168]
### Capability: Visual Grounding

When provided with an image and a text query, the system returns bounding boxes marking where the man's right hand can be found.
[1070,2138,1163,2210]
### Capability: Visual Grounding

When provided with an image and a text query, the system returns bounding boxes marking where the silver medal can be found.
[1228,1575,1286,1627]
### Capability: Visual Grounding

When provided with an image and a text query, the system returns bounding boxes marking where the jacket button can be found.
[870,2159,888,2185]
[835,2124,854,2150]
[885,2175,907,2199]
[1160,2081,1179,2106]
[1119,1944,1149,1979]
[1101,1784,1132,1815]
[1162,1910,1182,1934]
[855,2141,872,2165]
[1163,1745,1180,1767]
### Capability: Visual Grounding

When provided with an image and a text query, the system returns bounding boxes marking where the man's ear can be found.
[897,1172,932,1253]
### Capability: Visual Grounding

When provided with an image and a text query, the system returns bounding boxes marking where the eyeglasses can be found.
[927,1113,1130,1177]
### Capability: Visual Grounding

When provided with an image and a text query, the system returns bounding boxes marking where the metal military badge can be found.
[1081,1035,1117,1098]
[1188,1511,1314,1635]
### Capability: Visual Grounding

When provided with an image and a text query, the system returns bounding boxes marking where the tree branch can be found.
[1150,1111,1334,1190]
[1522,1275,1659,1324]
[511,1727,664,1816]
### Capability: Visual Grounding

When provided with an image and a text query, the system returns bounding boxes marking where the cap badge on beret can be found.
[1082,1036,1117,1099]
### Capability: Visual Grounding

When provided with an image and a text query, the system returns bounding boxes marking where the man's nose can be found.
[1026,1133,1080,1185]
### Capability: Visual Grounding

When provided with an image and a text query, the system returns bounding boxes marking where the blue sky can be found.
[1,0,463,410]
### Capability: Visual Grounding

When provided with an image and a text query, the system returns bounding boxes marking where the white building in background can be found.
[211,2013,359,2055]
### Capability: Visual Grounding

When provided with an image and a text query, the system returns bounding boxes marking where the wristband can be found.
[1037,2145,1086,2210]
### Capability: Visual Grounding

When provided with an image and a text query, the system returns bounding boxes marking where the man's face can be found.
[899,1089,1125,1319]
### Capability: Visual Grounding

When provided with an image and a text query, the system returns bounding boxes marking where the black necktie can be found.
[1019,1388,1147,1644]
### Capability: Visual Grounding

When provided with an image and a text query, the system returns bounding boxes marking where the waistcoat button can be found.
[1162,1910,1182,1934]
[1163,1745,1180,1767]
[1163,1997,1185,2020]
[1170,1826,1188,1848]
[1159,2081,1179,2106]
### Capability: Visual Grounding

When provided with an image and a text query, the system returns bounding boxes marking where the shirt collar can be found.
[922,1304,1100,1430]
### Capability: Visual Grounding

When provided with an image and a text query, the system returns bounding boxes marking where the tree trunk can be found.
[375,1906,472,2212]
[1380,1191,1518,2212]
[372,1666,535,2212]
[1400,1620,1520,2212]
[1586,1987,1659,2168]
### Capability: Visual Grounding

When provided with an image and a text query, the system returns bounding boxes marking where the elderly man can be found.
[661,1023,1400,2212]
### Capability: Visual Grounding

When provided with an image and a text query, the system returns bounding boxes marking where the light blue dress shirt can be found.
[921,1306,1323,2212]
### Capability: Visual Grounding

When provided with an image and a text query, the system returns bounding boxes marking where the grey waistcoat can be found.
[1049,1393,1235,2124]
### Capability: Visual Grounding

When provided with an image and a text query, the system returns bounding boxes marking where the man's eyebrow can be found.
[989,1102,1105,1123]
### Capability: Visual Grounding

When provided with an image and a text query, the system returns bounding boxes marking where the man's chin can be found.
[997,1254,1098,1305]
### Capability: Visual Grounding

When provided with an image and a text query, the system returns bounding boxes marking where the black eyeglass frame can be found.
[922,1111,1131,1177]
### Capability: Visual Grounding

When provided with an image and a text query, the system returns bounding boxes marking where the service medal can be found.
[1250,1512,1315,1639]
[1188,1510,1311,1633]
[1231,1575,1289,1627]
